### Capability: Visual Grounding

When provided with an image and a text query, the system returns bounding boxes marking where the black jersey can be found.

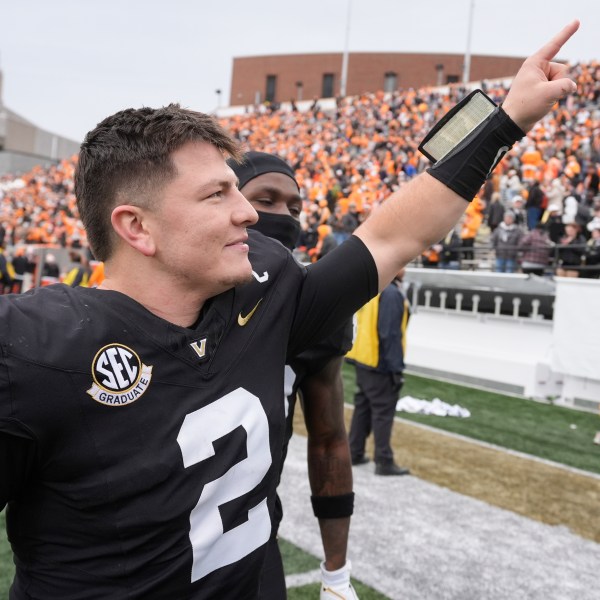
[0,230,377,599]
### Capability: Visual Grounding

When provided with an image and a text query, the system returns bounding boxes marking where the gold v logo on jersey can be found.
[87,343,153,407]
[238,298,262,326]
[190,338,207,359]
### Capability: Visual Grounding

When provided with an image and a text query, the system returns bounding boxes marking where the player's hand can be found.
[320,560,359,600]
[502,20,579,133]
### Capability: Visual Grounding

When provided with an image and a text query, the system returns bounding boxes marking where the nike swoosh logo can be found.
[487,145,510,177]
[237,299,262,326]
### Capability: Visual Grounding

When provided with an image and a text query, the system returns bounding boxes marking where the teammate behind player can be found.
[0,21,580,599]
[231,151,358,599]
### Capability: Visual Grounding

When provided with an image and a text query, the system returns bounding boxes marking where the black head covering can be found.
[227,151,301,250]
[228,151,298,190]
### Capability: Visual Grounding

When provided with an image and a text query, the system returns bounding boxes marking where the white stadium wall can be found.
[552,278,600,409]
[402,269,600,412]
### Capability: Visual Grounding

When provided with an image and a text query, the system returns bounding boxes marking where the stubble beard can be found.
[216,261,254,293]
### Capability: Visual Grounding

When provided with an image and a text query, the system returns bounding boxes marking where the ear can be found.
[110,205,156,257]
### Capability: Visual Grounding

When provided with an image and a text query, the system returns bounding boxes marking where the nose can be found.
[232,187,259,226]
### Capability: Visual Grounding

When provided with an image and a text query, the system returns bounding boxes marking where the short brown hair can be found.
[75,104,241,261]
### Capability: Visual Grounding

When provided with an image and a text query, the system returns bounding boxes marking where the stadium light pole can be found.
[340,0,353,97]
[462,0,475,84]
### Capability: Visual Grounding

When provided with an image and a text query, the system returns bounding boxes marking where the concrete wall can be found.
[0,107,79,175]
[0,151,59,175]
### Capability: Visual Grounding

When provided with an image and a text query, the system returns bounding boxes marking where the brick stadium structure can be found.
[229,52,526,106]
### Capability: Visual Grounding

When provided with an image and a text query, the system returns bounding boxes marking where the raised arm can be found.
[353,20,580,291]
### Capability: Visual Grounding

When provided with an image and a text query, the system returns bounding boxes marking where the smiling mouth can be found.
[226,238,250,252]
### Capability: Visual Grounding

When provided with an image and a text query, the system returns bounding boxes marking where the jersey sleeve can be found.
[289,235,378,357]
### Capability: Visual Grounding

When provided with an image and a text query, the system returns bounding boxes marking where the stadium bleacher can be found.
[1,60,599,282]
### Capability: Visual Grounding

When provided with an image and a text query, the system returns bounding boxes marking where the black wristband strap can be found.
[420,90,524,202]
[310,492,355,519]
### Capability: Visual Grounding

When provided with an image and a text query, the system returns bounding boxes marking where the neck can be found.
[99,260,210,328]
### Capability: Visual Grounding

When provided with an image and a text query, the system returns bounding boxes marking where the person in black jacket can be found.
[347,269,411,476]
[41,253,60,279]
[556,222,586,277]
[526,181,546,230]
[0,248,14,294]
[545,203,566,244]
[436,228,463,270]
[486,192,506,232]
[583,219,600,278]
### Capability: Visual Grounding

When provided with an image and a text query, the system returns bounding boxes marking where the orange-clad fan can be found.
[460,197,485,262]
[521,145,544,182]
[87,261,105,288]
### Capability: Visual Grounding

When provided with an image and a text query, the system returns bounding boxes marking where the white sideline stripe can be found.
[285,568,321,588]
[344,402,600,482]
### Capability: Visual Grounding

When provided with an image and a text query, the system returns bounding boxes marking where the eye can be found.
[289,206,302,218]
[255,198,273,207]
[207,190,224,199]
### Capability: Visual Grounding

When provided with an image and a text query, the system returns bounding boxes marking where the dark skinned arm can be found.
[300,356,353,571]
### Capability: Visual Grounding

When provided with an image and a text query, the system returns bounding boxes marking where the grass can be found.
[281,538,391,599]
[0,513,13,595]
[288,581,390,600]
[280,537,320,574]
[342,361,600,475]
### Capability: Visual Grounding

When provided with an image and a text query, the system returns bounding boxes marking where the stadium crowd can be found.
[1,60,600,289]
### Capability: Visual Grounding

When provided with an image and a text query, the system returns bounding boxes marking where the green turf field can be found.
[280,538,391,599]
[0,513,12,596]
[342,362,600,475]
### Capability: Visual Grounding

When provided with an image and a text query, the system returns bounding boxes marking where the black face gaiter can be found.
[250,211,301,251]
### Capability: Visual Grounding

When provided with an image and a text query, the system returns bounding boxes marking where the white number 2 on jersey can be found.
[177,387,272,581]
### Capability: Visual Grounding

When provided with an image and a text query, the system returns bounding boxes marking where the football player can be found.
[230,151,358,599]
[0,21,579,599]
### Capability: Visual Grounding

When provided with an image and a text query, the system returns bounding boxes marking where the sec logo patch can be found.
[87,343,153,406]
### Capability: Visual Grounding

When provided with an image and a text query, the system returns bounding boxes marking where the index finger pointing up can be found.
[532,19,580,62]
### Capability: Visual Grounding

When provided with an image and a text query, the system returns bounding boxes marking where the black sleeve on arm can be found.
[289,235,378,357]
[294,318,353,378]
[0,428,37,509]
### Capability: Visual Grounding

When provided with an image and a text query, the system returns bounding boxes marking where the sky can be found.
[2,0,599,142]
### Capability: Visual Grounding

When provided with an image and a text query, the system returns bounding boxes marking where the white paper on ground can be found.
[396,395,471,417]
